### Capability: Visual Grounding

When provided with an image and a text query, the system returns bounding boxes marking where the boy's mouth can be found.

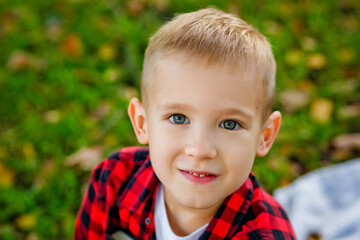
[184,170,213,177]
[180,169,218,183]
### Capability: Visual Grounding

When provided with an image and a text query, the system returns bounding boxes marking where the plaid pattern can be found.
[74,147,296,240]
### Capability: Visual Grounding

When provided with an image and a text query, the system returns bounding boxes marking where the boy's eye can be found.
[220,120,240,130]
[169,114,190,124]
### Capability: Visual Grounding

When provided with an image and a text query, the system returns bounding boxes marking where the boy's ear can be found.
[256,111,281,157]
[128,98,149,145]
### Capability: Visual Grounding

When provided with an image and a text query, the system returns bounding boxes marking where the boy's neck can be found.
[163,188,222,236]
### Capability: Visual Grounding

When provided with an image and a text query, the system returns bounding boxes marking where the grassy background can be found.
[0,0,359,239]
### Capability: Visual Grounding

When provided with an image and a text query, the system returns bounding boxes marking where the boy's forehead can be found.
[151,52,261,89]
[146,52,266,113]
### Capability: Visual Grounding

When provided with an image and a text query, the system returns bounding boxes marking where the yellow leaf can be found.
[105,134,117,147]
[43,110,61,123]
[23,142,35,159]
[98,44,116,61]
[338,48,355,63]
[16,214,37,231]
[151,0,169,11]
[310,98,334,124]
[300,36,317,51]
[285,50,303,66]
[123,87,138,99]
[0,162,15,187]
[103,68,120,82]
[307,53,326,69]
[0,146,8,159]
[263,21,283,35]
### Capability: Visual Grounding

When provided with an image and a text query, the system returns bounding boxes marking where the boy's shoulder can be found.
[106,146,150,164]
[236,174,296,239]
[89,146,153,203]
[94,146,150,179]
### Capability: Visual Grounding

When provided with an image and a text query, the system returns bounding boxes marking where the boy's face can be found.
[129,53,280,216]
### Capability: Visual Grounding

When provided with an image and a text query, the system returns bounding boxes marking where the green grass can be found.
[0,0,359,238]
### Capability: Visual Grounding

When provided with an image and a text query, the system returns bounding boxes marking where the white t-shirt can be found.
[154,184,209,240]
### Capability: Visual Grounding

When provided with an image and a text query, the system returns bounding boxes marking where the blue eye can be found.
[169,114,190,124]
[220,120,240,130]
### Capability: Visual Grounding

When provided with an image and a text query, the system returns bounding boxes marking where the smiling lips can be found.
[180,169,218,183]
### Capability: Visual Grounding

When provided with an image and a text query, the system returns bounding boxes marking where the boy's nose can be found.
[184,131,217,160]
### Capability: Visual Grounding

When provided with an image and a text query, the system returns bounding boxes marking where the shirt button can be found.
[145,217,151,225]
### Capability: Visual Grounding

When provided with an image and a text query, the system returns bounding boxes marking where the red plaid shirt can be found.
[74,146,296,240]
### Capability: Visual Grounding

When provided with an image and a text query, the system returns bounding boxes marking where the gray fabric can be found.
[274,158,360,240]
[112,231,133,240]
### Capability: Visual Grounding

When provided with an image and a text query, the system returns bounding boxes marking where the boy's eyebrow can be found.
[157,103,253,119]
[219,107,254,120]
[157,103,195,111]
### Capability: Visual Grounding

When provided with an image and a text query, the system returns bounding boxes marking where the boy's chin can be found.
[170,190,227,211]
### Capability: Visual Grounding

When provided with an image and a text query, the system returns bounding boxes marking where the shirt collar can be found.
[204,176,253,236]
[117,158,159,215]
[117,155,254,237]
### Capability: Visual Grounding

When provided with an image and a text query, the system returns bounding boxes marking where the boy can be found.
[74,8,296,240]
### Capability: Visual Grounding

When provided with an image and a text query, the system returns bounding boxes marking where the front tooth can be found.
[199,174,205,177]
[193,173,199,177]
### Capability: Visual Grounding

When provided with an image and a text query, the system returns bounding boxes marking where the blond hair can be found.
[141,8,276,120]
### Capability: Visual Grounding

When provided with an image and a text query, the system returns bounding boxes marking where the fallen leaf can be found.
[26,233,39,240]
[43,110,61,123]
[34,159,54,188]
[23,142,35,160]
[104,134,118,147]
[331,149,352,161]
[332,133,360,150]
[338,48,355,63]
[7,51,31,71]
[0,146,8,159]
[61,34,83,57]
[344,16,357,32]
[285,50,304,66]
[300,36,317,51]
[45,17,63,42]
[127,0,145,16]
[280,89,310,113]
[103,68,120,82]
[307,233,322,240]
[307,53,326,69]
[123,86,138,99]
[337,104,360,119]
[98,44,116,61]
[297,79,314,92]
[291,19,305,33]
[310,98,334,124]
[151,0,169,11]
[15,214,37,231]
[0,162,15,187]
[95,16,110,30]
[263,21,283,35]
[91,102,111,120]
[279,2,295,16]
[2,13,18,34]
[64,146,103,170]
[339,0,358,9]
[7,51,47,72]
